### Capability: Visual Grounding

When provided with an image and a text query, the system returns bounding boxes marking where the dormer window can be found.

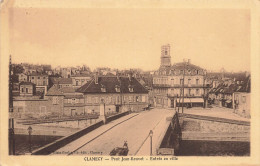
[128,85,134,92]
[101,84,106,92]
[115,85,120,92]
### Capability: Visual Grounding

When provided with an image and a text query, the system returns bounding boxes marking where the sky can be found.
[9,7,250,72]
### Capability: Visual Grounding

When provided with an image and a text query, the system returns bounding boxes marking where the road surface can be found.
[52,108,175,156]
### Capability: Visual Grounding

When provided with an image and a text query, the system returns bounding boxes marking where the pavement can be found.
[178,106,250,122]
[52,108,175,156]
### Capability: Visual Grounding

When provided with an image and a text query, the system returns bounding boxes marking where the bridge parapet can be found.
[157,112,182,155]
[179,113,250,142]
[31,111,130,155]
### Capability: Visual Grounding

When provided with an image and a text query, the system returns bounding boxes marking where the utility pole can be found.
[9,55,15,155]
[181,61,186,114]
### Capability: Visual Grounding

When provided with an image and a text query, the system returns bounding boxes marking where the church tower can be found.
[160,44,171,67]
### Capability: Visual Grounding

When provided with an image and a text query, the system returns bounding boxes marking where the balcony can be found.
[153,84,209,88]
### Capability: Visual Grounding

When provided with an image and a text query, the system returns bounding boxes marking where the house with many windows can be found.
[76,75,149,114]
[152,44,209,108]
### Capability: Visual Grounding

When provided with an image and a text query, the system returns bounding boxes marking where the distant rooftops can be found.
[71,73,92,77]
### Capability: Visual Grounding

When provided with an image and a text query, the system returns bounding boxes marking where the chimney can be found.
[128,73,132,82]
[94,72,98,84]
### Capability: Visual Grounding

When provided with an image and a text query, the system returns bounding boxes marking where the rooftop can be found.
[76,76,148,94]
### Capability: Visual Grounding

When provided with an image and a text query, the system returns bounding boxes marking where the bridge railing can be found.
[32,111,130,155]
[156,112,182,156]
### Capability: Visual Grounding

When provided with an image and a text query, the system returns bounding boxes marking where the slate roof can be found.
[61,87,78,93]
[208,76,251,94]
[236,76,251,93]
[76,76,148,94]
[71,73,92,77]
[46,86,81,96]
[158,62,205,75]
[46,86,64,96]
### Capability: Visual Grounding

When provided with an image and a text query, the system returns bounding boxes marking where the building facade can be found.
[19,82,35,96]
[153,44,208,108]
[71,74,92,88]
[28,73,49,86]
[76,76,149,114]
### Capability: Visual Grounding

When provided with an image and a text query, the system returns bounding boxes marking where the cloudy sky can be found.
[9,7,250,72]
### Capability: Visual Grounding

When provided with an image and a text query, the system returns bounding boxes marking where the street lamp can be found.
[27,126,32,153]
[149,130,153,156]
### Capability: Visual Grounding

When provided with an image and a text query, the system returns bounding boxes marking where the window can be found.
[32,77,34,79]
[188,89,191,95]
[196,89,200,95]
[129,85,134,92]
[40,106,46,114]
[196,70,199,74]
[76,81,79,86]
[43,77,45,79]
[26,88,28,93]
[43,81,46,86]
[38,77,40,79]
[115,85,120,92]
[165,50,168,55]
[171,79,174,86]
[95,97,99,103]
[180,79,183,85]
[180,89,182,95]
[52,97,59,104]
[188,79,191,84]
[101,87,106,92]
[171,89,174,95]
[136,96,139,102]
[21,88,24,92]
[101,85,106,92]
[242,96,246,103]
[124,96,128,102]
[87,97,92,103]
[129,96,133,102]
[196,79,199,85]
[142,96,146,102]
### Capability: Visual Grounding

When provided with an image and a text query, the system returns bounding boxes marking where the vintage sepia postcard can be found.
[1,0,260,165]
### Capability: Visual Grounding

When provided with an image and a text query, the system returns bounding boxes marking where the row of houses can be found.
[12,75,149,119]
[208,75,251,118]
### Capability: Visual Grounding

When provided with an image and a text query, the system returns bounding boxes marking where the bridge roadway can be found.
[52,109,175,156]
